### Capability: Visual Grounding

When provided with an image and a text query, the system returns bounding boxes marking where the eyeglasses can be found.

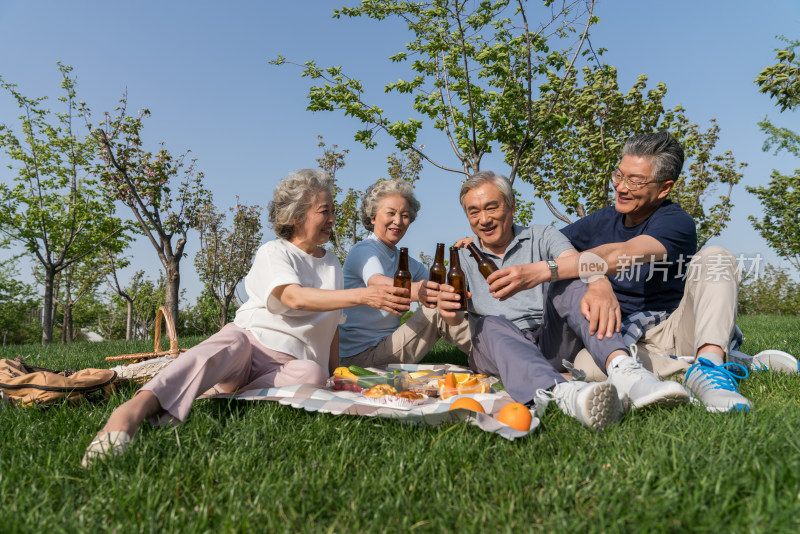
[610,168,659,191]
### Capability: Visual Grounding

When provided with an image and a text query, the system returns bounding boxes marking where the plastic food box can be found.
[330,371,409,393]
[438,376,493,399]
[404,372,494,399]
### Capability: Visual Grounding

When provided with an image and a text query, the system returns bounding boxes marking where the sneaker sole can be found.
[752,350,799,374]
[632,383,691,410]
[689,395,752,413]
[575,382,623,431]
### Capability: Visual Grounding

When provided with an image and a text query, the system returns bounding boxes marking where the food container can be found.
[330,370,408,393]
[404,371,444,397]
[404,371,494,399]
[438,375,493,400]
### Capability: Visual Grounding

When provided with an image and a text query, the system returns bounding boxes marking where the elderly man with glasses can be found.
[545,131,751,412]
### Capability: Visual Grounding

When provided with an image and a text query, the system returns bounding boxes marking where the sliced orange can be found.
[439,385,459,400]
[459,377,479,388]
[444,372,458,388]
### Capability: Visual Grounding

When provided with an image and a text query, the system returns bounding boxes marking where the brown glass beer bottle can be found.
[447,246,468,311]
[429,243,446,284]
[393,247,412,294]
[466,242,498,279]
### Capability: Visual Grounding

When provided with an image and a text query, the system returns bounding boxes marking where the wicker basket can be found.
[106,306,187,363]
[106,306,189,385]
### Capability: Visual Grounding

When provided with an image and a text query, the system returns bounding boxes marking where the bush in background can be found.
[738,264,800,315]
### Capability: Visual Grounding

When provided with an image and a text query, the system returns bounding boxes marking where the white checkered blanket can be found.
[220,364,538,441]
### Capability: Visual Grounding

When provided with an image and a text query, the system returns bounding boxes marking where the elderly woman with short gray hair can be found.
[83,169,408,467]
[339,179,471,368]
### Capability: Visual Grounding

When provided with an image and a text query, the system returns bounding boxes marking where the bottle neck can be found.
[449,248,461,269]
[398,248,409,271]
[434,244,445,264]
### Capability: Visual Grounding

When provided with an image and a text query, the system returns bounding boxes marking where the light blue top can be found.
[339,233,428,358]
[461,224,574,331]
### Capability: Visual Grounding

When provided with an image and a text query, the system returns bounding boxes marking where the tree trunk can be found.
[64,285,74,344]
[63,304,74,344]
[219,301,229,331]
[165,260,181,329]
[125,298,133,341]
[41,269,55,345]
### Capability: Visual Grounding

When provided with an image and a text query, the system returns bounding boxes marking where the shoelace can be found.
[686,357,749,391]
[533,380,565,417]
[752,360,770,372]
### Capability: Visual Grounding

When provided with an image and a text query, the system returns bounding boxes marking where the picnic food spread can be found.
[330,367,495,399]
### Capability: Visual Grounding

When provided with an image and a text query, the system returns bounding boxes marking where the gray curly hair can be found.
[360,179,420,232]
[268,169,335,240]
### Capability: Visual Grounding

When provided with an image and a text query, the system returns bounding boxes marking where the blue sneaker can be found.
[684,357,752,413]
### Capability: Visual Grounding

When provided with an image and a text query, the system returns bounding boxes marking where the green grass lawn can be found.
[2,316,800,532]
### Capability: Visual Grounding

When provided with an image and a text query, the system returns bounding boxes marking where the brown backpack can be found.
[0,358,117,407]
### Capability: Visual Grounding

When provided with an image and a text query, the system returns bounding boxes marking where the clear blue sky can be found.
[1,0,799,303]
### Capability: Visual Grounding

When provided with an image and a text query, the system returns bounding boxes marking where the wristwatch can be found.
[546,259,558,283]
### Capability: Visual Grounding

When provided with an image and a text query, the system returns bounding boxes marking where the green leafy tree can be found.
[276,1,745,237]
[738,264,800,316]
[0,260,39,345]
[386,149,423,186]
[102,250,136,340]
[748,37,800,270]
[195,199,263,330]
[129,271,168,340]
[181,288,234,337]
[517,64,745,245]
[316,137,426,263]
[87,290,126,341]
[51,255,107,343]
[0,64,127,344]
[87,95,213,325]
[315,136,359,263]
[275,0,597,181]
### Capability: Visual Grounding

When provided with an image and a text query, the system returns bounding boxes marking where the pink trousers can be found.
[139,323,327,425]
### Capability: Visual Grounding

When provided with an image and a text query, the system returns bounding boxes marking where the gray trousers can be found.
[469,279,627,405]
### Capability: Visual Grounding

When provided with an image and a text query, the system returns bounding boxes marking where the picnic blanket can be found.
[219,364,539,441]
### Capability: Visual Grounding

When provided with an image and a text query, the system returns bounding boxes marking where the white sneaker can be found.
[684,357,752,413]
[608,356,690,409]
[539,380,623,431]
[752,350,799,374]
[81,430,132,469]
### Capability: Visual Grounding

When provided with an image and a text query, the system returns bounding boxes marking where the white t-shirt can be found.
[234,239,343,371]
[338,233,428,358]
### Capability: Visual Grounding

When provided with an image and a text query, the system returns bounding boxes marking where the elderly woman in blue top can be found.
[339,179,471,368]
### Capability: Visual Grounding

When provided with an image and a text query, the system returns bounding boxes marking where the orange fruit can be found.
[459,377,479,388]
[444,372,458,388]
[496,402,533,431]
[439,386,459,400]
[448,397,486,414]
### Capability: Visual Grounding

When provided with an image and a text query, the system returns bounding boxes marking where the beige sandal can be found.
[81,430,132,468]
